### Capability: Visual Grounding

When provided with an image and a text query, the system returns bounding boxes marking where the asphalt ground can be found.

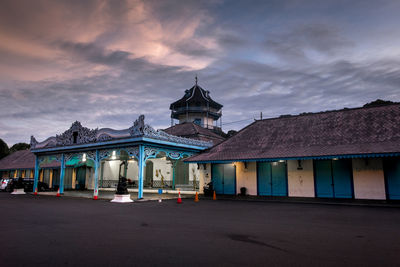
[0,193,399,267]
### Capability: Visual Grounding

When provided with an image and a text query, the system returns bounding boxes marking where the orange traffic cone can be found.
[213,190,217,200]
[34,187,38,196]
[93,189,98,200]
[194,192,199,202]
[56,188,61,197]
[177,191,182,204]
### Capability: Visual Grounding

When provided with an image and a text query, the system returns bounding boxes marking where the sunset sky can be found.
[1,0,400,146]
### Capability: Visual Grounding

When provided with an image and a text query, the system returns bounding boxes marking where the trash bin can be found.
[240,187,247,196]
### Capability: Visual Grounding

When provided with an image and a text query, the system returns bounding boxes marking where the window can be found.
[193,118,201,125]
[73,132,78,144]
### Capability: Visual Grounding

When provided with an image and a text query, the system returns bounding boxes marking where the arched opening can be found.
[144,151,173,189]
[63,154,95,190]
[99,149,139,189]
[37,156,62,191]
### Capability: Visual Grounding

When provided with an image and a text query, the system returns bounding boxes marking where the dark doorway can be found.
[175,160,189,185]
[145,161,154,187]
[76,167,86,190]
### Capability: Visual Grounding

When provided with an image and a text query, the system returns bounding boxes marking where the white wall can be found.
[102,160,120,180]
[352,158,386,200]
[127,160,138,180]
[150,158,172,182]
[188,163,200,183]
[198,163,211,193]
[236,162,257,195]
[287,160,315,197]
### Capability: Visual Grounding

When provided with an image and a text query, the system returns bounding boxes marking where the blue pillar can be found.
[138,145,144,199]
[59,154,65,194]
[33,155,39,192]
[172,160,177,190]
[94,150,99,197]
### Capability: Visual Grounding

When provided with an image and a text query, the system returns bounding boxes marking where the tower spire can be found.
[195,74,198,85]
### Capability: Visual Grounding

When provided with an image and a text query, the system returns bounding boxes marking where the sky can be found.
[1,0,400,146]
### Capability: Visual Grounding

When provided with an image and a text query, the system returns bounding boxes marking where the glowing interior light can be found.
[279,160,285,163]
[82,153,87,162]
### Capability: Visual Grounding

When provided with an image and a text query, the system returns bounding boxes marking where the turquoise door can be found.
[271,162,287,196]
[212,164,224,194]
[223,164,236,195]
[315,160,334,197]
[257,162,287,196]
[332,159,353,198]
[257,162,272,195]
[384,158,400,200]
[314,159,353,198]
[211,164,236,195]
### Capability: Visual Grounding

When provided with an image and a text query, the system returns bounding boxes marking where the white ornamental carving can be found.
[30,115,212,150]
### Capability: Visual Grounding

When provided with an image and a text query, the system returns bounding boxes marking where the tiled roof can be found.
[0,150,35,169]
[164,122,225,145]
[0,150,60,170]
[186,104,400,162]
[170,84,223,109]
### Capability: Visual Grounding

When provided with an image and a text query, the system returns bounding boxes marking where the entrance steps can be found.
[100,188,198,195]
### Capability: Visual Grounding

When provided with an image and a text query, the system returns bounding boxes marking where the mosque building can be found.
[1,79,400,200]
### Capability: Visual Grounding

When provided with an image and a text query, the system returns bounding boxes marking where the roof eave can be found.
[185,152,400,163]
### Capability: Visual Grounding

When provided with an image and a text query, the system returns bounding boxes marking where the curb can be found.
[209,196,400,208]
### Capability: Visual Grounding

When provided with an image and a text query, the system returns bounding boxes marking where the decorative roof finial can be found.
[195,74,198,85]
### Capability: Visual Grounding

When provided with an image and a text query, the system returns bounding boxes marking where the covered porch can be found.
[30,115,211,199]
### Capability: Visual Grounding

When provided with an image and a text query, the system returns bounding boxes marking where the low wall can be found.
[287,160,315,198]
[352,158,386,200]
[236,162,257,195]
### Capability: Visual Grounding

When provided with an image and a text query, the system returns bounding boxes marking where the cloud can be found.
[0,0,400,146]
[264,24,353,64]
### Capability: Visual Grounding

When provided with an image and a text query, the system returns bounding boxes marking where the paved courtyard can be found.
[0,193,399,266]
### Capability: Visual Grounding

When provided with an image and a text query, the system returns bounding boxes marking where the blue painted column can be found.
[93,150,99,197]
[138,145,144,199]
[172,160,178,190]
[33,155,39,193]
[59,154,65,194]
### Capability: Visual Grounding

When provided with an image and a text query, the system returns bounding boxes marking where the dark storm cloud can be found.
[168,40,215,57]
[265,24,353,63]
[58,42,132,66]
[198,57,400,127]
[215,31,248,49]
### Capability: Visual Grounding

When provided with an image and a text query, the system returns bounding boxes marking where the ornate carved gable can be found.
[129,115,160,137]
[55,121,98,146]
[30,135,38,149]
[30,115,212,150]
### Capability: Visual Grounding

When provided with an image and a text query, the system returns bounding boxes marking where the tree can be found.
[9,143,30,153]
[0,138,9,159]
[363,99,396,108]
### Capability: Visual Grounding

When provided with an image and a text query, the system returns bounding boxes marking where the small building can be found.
[0,150,35,179]
[187,104,400,200]
[0,150,60,189]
